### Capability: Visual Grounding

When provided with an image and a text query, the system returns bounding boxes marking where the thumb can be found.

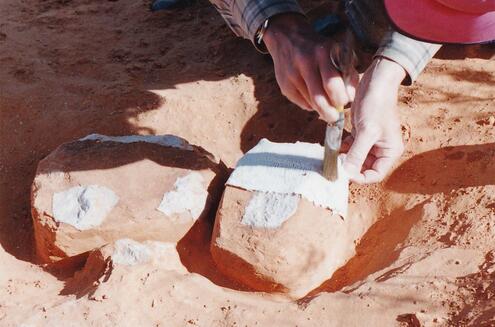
[345,66,359,102]
[343,128,377,180]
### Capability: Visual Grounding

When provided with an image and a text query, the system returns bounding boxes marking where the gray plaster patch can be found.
[242,192,299,229]
[80,134,193,150]
[112,239,152,266]
[157,172,208,220]
[52,185,119,230]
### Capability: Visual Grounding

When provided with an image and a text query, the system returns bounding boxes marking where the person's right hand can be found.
[263,14,358,123]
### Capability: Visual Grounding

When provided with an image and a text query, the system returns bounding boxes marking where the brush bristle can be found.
[322,145,339,181]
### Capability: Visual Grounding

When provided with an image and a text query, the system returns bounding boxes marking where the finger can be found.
[370,141,404,158]
[314,94,340,122]
[301,67,340,122]
[291,88,312,111]
[343,129,378,178]
[352,156,396,184]
[319,56,349,107]
[345,66,360,102]
[288,73,313,108]
[280,76,312,111]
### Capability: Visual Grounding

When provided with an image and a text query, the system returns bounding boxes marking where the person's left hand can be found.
[342,56,407,184]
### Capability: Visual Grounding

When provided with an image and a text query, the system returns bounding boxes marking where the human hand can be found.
[263,14,358,123]
[342,57,406,184]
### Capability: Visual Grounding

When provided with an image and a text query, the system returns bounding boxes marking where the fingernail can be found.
[346,85,356,101]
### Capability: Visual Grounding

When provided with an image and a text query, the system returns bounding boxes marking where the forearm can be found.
[209,0,305,49]
[342,0,441,85]
[368,56,407,87]
[375,30,442,85]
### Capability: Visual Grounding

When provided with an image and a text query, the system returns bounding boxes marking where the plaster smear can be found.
[157,172,208,220]
[112,239,152,266]
[242,192,299,228]
[80,133,194,150]
[227,139,349,217]
[52,185,119,230]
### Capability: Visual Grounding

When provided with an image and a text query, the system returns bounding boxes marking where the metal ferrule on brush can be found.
[322,110,344,181]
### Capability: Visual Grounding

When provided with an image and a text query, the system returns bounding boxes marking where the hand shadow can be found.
[386,143,495,194]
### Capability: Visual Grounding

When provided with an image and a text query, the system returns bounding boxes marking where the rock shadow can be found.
[176,217,257,292]
[58,249,113,299]
[36,137,221,175]
[301,202,424,299]
[176,167,257,292]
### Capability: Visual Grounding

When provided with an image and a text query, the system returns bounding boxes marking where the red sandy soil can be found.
[0,0,494,325]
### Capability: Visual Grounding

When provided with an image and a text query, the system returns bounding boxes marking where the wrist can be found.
[263,13,310,53]
[370,56,407,86]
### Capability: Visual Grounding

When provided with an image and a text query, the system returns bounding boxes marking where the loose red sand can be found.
[0,0,494,325]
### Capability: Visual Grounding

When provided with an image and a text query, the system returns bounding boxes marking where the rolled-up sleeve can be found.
[376,31,442,85]
[209,0,304,43]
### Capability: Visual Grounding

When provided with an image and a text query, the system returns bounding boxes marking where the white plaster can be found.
[227,139,349,217]
[80,133,194,150]
[112,239,151,266]
[145,241,187,272]
[52,185,119,230]
[242,192,299,228]
[157,172,208,220]
[110,240,187,272]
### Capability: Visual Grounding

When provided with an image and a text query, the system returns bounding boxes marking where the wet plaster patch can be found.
[52,185,119,230]
[242,192,299,228]
[157,172,208,220]
[111,239,152,266]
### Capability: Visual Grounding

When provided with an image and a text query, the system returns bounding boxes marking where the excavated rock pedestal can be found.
[32,134,226,263]
[211,139,365,298]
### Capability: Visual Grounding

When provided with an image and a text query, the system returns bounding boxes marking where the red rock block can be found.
[211,139,370,298]
[32,134,226,263]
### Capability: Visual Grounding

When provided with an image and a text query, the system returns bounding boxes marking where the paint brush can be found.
[322,29,355,181]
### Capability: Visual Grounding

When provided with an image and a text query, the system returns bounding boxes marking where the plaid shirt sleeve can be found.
[209,0,304,46]
[344,0,441,85]
[375,30,442,85]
